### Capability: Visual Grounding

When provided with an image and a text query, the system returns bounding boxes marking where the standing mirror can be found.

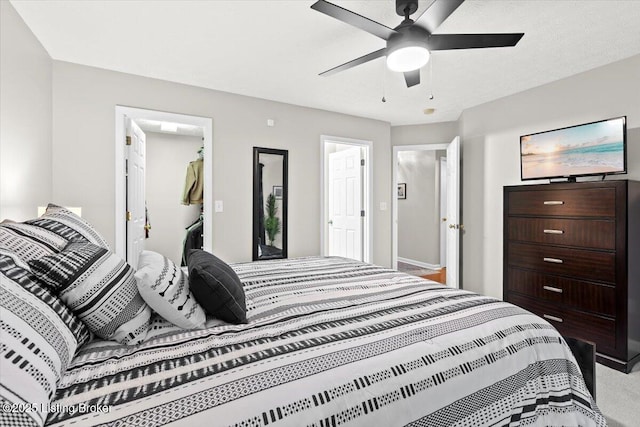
[253,147,288,260]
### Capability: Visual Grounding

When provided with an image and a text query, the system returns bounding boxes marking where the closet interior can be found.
[140,121,206,266]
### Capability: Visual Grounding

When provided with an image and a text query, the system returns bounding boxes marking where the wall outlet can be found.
[214,200,223,212]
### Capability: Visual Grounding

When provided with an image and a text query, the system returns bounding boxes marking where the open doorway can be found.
[114,106,213,268]
[395,149,447,280]
[320,135,372,263]
[393,137,460,288]
[137,121,204,267]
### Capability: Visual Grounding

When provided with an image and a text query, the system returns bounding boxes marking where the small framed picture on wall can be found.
[397,183,406,199]
[273,185,283,199]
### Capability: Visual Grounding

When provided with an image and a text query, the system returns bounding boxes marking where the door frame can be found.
[114,106,213,260]
[392,143,454,280]
[125,118,146,269]
[320,135,372,263]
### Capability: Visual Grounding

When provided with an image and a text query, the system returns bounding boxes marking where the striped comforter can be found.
[46,257,605,426]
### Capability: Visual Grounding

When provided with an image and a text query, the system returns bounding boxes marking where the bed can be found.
[40,256,604,427]
[0,206,604,426]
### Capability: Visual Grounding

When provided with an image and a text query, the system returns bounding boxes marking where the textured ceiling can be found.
[10,0,640,126]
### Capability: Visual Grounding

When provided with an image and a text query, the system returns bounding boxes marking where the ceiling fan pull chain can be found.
[381,60,387,103]
[428,55,434,100]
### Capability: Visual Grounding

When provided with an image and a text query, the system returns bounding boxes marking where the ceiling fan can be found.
[311,0,524,87]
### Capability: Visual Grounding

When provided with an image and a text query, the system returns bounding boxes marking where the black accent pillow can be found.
[187,249,247,324]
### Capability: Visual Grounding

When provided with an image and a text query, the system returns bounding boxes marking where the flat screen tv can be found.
[520,116,627,181]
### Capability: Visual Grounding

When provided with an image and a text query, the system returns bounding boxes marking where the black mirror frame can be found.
[252,147,288,261]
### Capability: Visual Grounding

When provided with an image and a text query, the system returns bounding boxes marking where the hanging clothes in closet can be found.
[181,146,205,265]
[181,217,203,266]
[182,150,204,205]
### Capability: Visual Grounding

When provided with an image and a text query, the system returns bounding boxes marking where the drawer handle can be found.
[543,229,564,235]
[543,201,564,205]
[543,314,563,323]
[543,257,563,264]
[543,285,563,293]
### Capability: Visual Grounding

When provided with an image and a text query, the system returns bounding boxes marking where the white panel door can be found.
[440,157,447,268]
[328,147,362,260]
[446,137,460,288]
[126,118,146,269]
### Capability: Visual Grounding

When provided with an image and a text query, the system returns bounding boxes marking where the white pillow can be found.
[135,251,206,329]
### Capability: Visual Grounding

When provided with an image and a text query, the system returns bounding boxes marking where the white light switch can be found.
[214,200,223,212]
[379,202,387,211]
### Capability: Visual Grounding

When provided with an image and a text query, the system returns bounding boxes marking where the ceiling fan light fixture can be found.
[386,45,430,72]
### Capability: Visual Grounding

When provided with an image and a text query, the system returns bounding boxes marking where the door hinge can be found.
[360,159,365,166]
[126,136,132,146]
[361,210,365,217]
[126,211,132,221]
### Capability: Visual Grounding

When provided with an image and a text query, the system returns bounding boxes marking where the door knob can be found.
[449,224,456,229]
[328,220,333,225]
[441,217,447,222]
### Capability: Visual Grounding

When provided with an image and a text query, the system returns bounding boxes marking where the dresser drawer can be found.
[507,217,615,249]
[507,242,615,283]
[508,293,617,352]
[507,268,616,317]
[507,187,616,217]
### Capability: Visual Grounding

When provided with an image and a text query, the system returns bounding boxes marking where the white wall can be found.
[144,131,202,265]
[391,121,459,146]
[51,61,392,266]
[0,1,52,221]
[397,150,439,265]
[460,53,640,299]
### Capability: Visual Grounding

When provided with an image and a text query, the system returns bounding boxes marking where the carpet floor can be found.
[596,361,640,426]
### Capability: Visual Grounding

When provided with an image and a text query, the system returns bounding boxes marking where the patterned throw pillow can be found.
[0,249,86,427]
[26,204,110,249]
[135,251,206,329]
[29,241,151,345]
[0,221,68,263]
[187,249,247,324]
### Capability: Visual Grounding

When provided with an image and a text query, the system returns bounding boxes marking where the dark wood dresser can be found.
[503,180,640,372]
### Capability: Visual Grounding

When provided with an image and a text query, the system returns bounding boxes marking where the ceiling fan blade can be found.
[404,70,420,87]
[428,33,524,50]
[311,0,397,40]
[319,48,387,77]
[415,0,465,34]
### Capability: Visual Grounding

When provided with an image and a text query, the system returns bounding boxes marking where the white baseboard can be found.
[397,257,441,270]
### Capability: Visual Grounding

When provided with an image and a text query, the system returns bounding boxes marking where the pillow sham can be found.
[0,221,68,263]
[0,249,87,427]
[135,250,206,329]
[187,249,247,324]
[26,203,110,249]
[29,241,151,345]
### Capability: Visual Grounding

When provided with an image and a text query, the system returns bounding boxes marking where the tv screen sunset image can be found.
[521,117,625,180]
